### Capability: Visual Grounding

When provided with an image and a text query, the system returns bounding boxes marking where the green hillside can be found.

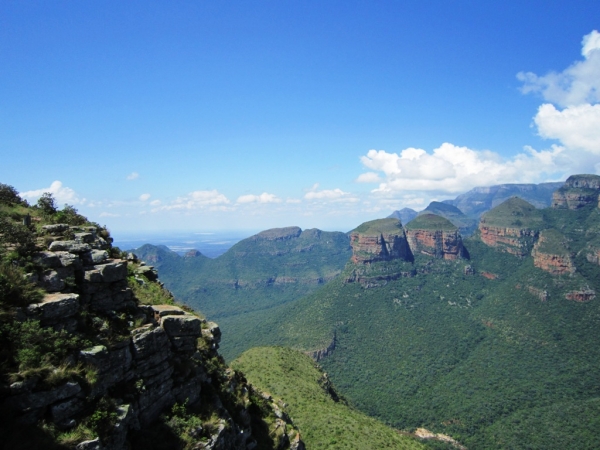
[135,227,351,359]
[405,213,457,231]
[234,199,600,448]
[418,202,477,235]
[232,347,427,450]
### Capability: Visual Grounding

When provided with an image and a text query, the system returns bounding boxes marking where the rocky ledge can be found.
[478,197,543,256]
[531,229,575,276]
[349,218,412,264]
[552,174,600,210]
[405,214,466,260]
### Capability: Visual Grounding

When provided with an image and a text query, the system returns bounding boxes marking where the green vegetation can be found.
[233,346,426,449]
[352,218,404,234]
[134,228,351,359]
[418,202,477,235]
[221,198,600,448]
[480,197,544,228]
[405,213,457,231]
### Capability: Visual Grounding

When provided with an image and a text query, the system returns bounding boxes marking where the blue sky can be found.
[2,1,600,234]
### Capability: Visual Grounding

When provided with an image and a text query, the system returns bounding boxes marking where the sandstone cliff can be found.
[405,214,467,260]
[531,229,575,276]
[0,218,304,450]
[551,174,600,210]
[478,197,543,256]
[349,218,413,264]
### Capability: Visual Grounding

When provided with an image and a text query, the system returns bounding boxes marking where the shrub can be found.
[0,216,36,257]
[0,263,43,308]
[55,204,87,225]
[0,183,25,206]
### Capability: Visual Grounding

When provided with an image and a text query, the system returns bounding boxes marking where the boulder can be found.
[27,292,80,322]
[49,241,92,254]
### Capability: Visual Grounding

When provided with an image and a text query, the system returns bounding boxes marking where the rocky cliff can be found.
[405,214,467,260]
[0,207,304,449]
[478,197,543,256]
[531,229,575,276]
[349,218,413,264]
[551,174,600,210]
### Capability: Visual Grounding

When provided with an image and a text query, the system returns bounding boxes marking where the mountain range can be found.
[135,174,600,448]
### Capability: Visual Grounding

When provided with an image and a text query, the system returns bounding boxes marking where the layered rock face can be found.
[349,218,412,264]
[2,223,304,450]
[478,197,542,257]
[552,174,600,209]
[405,214,466,260]
[531,230,575,276]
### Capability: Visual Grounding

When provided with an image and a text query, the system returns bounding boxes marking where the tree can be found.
[36,192,57,215]
[0,183,25,206]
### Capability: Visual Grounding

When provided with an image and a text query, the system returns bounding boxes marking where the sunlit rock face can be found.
[405,214,467,260]
[552,174,600,210]
[349,218,412,264]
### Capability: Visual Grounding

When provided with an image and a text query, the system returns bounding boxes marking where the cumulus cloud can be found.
[150,199,161,206]
[237,192,281,204]
[126,172,139,181]
[355,172,382,183]
[19,180,85,205]
[304,187,358,202]
[360,143,568,195]
[159,190,230,211]
[534,103,600,153]
[517,30,600,107]
[139,193,151,201]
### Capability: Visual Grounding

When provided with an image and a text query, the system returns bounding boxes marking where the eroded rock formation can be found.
[405,214,466,260]
[552,174,600,210]
[531,229,575,276]
[349,218,412,264]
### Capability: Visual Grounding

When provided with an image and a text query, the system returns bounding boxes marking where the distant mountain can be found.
[387,207,418,224]
[134,226,352,359]
[445,181,564,218]
[238,176,600,448]
[418,201,478,236]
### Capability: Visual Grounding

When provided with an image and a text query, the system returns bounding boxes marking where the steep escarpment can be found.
[349,218,412,264]
[478,197,544,256]
[551,174,600,210]
[0,192,304,450]
[531,229,575,275]
[405,214,467,260]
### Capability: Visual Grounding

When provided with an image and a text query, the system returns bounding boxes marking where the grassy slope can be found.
[232,346,426,450]
[237,204,600,448]
[404,214,457,231]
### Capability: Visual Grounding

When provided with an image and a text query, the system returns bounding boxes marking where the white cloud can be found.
[355,172,382,183]
[127,172,139,181]
[99,212,120,217]
[517,30,600,107]
[19,180,85,205]
[160,190,230,211]
[304,187,358,202]
[534,103,600,153]
[139,193,151,201]
[360,143,572,196]
[150,199,161,206]
[237,192,281,204]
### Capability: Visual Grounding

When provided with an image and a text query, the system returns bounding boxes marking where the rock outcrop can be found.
[349,218,412,264]
[1,222,304,450]
[405,214,467,260]
[478,197,543,256]
[531,229,575,276]
[552,174,600,209]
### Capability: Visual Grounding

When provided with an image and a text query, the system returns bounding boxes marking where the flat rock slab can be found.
[84,261,127,283]
[161,315,202,337]
[28,292,80,320]
[152,304,185,318]
[49,241,92,254]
